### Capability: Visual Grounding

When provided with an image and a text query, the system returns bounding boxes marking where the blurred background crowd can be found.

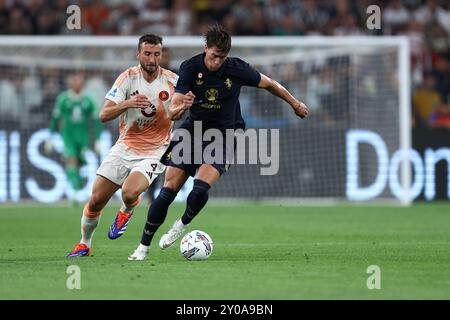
[0,0,449,130]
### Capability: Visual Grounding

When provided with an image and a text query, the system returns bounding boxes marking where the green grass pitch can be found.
[0,202,449,299]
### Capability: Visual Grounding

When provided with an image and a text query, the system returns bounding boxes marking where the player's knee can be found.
[163,180,181,192]
[121,188,140,207]
[163,169,187,192]
[88,193,107,212]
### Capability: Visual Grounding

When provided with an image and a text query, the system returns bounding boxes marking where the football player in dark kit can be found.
[128,24,309,260]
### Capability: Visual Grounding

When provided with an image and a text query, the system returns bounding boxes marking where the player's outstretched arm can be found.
[99,94,151,122]
[168,91,195,120]
[258,73,309,119]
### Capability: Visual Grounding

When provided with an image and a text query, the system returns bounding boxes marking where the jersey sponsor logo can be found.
[159,90,169,101]
[130,89,155,119]
[141,103,157,118]
[108,88,118,97]
[201,88,221,109]
[206,88,219,102]
[224,78,232,89]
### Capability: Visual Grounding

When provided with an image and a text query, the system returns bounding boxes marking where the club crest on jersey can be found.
[206,88,219,102]
[224,78,232,89]
[196,72,204,86]
[159,90,169,101]
[141,103,157,118]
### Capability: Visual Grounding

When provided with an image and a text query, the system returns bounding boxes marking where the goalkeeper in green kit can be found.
[45,73,103,205]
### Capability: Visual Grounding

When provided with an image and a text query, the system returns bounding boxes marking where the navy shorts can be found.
[160,128,233,177]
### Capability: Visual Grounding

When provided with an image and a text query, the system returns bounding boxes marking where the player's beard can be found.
[141,62,158,76]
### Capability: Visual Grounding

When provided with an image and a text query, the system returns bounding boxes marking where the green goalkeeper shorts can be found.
[63,139,88,165]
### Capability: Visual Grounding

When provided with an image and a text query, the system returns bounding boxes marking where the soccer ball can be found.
[180,230,213,261]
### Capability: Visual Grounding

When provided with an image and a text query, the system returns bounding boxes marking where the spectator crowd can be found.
[0,0,449,130]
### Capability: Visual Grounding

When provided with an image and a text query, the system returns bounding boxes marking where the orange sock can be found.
[83,203,102,218]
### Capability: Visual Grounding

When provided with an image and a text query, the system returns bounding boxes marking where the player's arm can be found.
[258,73,309,118]
[49,95,63,133]
[168,60,195,120]
[99,94,151,122]
[168,91,195,120]
[49,111,59,134]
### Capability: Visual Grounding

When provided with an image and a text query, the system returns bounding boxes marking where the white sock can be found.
[175,219,187,229]
[172,219,187,230]
[80,215,100,248]
[120,203,134,214]
[137,243,149,252]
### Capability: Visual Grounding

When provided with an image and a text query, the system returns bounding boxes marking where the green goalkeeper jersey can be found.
[49,90,102,145]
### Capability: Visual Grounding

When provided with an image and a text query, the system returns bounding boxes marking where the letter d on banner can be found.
[346,130,388,201]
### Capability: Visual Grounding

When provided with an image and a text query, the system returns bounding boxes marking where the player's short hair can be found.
[204,24,231,54]
[138,34,163,51]
[68,71,85,83]
[69,71,85,78]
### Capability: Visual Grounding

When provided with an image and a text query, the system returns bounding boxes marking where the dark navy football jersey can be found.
[174,53,261,130]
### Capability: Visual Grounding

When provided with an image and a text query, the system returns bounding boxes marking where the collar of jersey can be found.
[138,64,162,85]
[200,52,227,77]
[68,90,83,100]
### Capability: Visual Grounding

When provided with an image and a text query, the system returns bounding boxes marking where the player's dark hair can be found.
[204,24,231,53]
[138,34,163,51]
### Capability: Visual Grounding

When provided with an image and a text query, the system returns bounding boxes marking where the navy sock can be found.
[140,187,177,246]
[181,179,211,225]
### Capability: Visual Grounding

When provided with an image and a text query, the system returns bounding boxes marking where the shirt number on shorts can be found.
[146,163,159,180]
